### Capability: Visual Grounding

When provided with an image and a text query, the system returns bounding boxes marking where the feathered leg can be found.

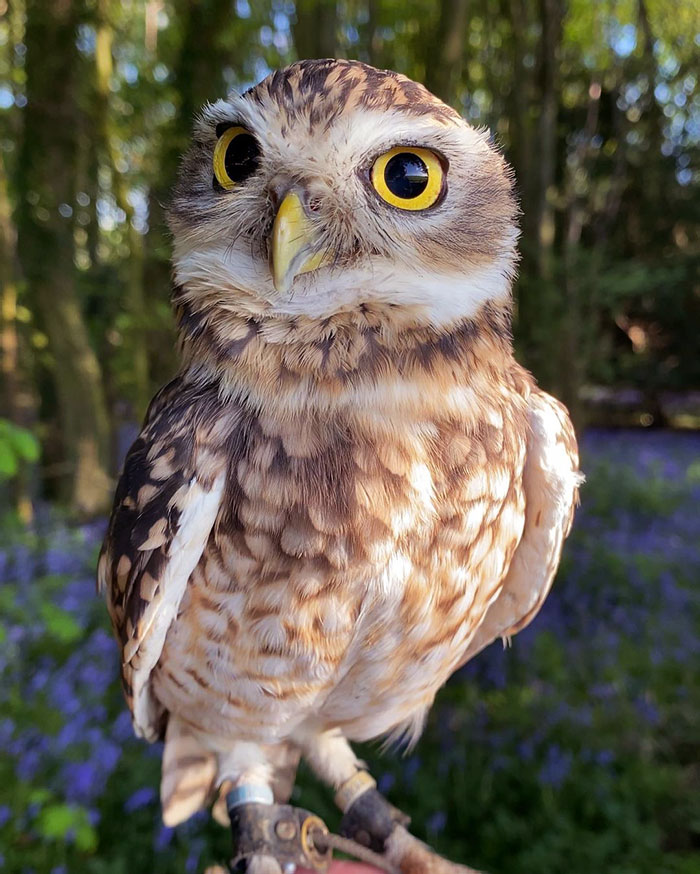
[161,716,218,827]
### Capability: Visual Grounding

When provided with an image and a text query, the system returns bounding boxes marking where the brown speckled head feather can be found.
[246,59,461,127]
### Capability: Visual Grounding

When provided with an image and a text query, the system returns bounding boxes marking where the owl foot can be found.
[226,794,331,874]
[337,773,484,874]
[230,855,284,874]
[337,774,410,853]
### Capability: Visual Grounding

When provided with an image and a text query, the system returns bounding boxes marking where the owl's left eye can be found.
[213,125,260,190]
[370,146,445,211]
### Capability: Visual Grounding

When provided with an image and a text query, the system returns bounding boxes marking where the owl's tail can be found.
[161,715,217,827]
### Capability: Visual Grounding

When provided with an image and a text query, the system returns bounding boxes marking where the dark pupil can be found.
[384,152,429,199]
[224,133,259,182]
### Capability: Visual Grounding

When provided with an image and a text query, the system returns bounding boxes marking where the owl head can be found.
[169,59,518,331]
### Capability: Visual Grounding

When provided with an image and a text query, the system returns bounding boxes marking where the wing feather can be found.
[98,378,227,740]
[461,388,583,665]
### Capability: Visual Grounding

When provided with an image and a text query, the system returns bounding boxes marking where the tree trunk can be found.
[535,0,563,282]
[292,0,338,60]
[15,0,111,515]
[365,0,383,67]
[95,0,150,417]
[144,0,237,379]
[0,149,36,523]
[506,0,535,240]
[513,0,564,393]
[424,0,469,106]
[560,77,601,428]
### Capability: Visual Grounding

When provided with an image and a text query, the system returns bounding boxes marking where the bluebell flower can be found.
[378,772,395,793]
[62,761,101,803]
[635,696,661,726]
[185,839,205,874]
[125,786,158,812]
[595,749,615,766]
[17,749,41,781]
[426,810,447,834]
[538,744,573,788]
[403,757,421,783]
[154,823,175,851]
[112,710,134,742]
[45,546,83,576]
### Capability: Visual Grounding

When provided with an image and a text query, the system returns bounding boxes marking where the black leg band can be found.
[339,788,411,854]
[228,802,332,872]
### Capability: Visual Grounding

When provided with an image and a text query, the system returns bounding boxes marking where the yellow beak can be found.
[270,191,328,293]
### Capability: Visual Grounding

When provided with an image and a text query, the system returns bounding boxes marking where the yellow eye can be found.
[213,125,260,190]
[370,146,445,211]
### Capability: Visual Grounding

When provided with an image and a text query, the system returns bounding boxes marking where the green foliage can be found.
[37,803,98,853]
[0,419,40,480]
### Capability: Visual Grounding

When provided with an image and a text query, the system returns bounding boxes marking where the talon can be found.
[338,782,410,854]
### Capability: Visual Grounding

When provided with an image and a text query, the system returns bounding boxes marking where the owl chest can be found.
[156,405,526,738]
[216,410,525,666]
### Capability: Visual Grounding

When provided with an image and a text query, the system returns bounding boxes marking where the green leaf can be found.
[39,602,83,644]
[36,803,97,852]
[75,819,99,852]
[8,424,40,462]
[37,803,78,838]
[0,442,18,477]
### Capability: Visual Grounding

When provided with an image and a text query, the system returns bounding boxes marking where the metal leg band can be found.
[227,784,275,811]
[334,770,377,812]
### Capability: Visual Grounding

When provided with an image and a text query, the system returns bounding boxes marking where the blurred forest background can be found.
[1,2,700,874]
[0,0,698,517]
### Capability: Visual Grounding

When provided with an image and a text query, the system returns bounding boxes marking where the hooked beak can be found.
[270,191,329,293]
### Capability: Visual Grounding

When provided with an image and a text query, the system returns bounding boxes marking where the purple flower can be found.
[402,756,421,785]
[426,810,447,834]
[17,749,41,780]
[185,837,205,874]
[44,547,83,576]
[378,772,395,793]
[538,744,572,788]
[154,823,174,851]
[112,711,134,742]
[62,761,100,803]
[125,786,157,812]
[635,696,661,726]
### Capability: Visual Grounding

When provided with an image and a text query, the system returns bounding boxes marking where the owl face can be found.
[170,60,518,328]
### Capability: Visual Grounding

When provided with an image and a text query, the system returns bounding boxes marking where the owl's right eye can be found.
[370,146,445,211]
[213,125,260,190]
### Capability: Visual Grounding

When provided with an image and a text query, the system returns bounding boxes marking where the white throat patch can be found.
[173,238,514,328]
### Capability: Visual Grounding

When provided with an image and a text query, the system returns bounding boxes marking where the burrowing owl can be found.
[99,59,581,874]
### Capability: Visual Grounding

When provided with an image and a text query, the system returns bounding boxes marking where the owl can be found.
[99,59,581,874]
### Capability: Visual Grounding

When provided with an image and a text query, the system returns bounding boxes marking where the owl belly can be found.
[153,497,524,749]
[152,538,359,746]
[153,400,528,748]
